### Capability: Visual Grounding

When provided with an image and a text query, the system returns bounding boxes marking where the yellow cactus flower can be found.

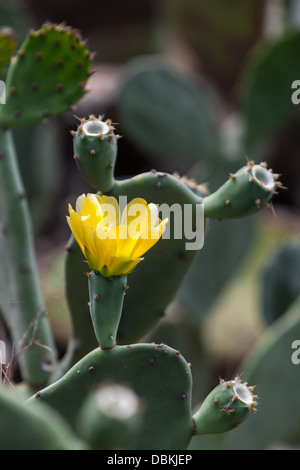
[67,194,168,277]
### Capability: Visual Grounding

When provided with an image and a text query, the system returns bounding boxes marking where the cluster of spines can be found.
[227,160,285,210]
[218,376,258,416]
[172,171,209,196]
[71,115,121,162]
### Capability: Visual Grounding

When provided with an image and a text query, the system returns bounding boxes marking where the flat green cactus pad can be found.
[30,343,194,450]
[0,22,92,128]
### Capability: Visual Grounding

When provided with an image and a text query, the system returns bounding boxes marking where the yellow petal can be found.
[77,194,104,228]
[115,225,139,258]
[130,219,168,259]
[95,195,120,231]
[108,256,143,277]
[121,198,150,236]
[68,205,87,254]
[94,225,118,268]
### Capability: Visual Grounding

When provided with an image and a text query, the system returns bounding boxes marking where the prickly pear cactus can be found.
[0,20,282,451]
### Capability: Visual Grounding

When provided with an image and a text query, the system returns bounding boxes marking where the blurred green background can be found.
[1,0,300,450]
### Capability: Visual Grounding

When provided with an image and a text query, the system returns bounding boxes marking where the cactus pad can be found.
[72,116,119,192]
[0,22,92,128]
[30,343,194,450]
[193,377,257,435]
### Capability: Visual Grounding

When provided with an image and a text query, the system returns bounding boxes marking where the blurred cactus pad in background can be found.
[0,0,300,451]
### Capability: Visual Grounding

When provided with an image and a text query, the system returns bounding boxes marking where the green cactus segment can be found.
[76,383,144,450]
[88,271,127,349]
[241,31,300,149]
[31,343,194,450]
[0,22,92,128]
[203,162,278,220]
[73,116,119,192]
[0,388,85,450]
[0,27,17,77]
[0,127,57,386]
[261,240,300,326]
[193,378,257,435]
[117,56,221,168]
